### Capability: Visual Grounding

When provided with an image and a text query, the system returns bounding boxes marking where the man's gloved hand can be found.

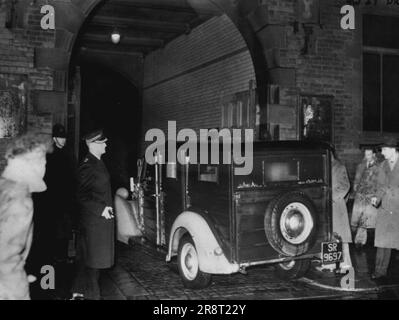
[101,206,114,220]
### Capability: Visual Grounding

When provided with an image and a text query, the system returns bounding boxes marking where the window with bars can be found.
[363,14,399,133]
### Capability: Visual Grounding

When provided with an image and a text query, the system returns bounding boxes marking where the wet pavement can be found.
[31,239,399,300]
[98,240,399,300]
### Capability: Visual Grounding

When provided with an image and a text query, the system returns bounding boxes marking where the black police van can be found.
[136,141,340,289]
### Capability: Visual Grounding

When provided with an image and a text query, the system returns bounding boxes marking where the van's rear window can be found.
[264,161,298,182]
[235,154,325,188]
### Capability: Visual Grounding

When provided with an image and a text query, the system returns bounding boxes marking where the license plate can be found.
[321,242,343,264]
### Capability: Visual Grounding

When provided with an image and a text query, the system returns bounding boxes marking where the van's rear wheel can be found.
[275,259,311,280]
[177,235,212,289]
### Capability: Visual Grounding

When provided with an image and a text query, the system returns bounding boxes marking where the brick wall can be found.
[0,1,55,172]
[142,14,256,143]
[2,0,399,181]
[254,0,399,179]
[255,0,360,176]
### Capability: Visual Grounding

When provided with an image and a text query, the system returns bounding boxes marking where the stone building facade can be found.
[1,0,399,180]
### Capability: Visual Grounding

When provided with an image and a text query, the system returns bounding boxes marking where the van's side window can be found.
[198,164,218,183]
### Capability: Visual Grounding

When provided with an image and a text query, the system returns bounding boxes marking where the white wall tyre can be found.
[264,192,318,257]
[275,259,311,280]
[177,234,212,289]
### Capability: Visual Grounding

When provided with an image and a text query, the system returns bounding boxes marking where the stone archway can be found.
[33,0,269,125]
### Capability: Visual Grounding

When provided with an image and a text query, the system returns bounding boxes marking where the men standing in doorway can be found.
[72,129,115,300]
[371,137,399,283]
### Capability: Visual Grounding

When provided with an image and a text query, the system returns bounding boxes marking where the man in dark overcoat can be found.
[71,129,114,300]
[371,137,399,282]
[46,124,75,262]
[27,124,75,299]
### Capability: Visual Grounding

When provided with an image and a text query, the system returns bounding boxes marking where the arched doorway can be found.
[41,0,266,126]
[68,0,214,193]
[64,0,263,193]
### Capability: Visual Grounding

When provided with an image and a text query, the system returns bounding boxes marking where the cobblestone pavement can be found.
[98,241,399,300]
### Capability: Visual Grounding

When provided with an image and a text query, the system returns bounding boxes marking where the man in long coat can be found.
[351,145,380,246]
[27,124,75,299]
[371,137,399,281]
[45,124,75,261]
[318,152,352,272]
[331,154,352,271]
[71,129,114,300]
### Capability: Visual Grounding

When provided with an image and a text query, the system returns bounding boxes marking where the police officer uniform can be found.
[72,130,114,300]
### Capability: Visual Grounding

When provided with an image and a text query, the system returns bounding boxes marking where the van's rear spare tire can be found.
[264,192,318,256]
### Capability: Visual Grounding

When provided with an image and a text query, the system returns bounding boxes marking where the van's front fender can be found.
[166,211,239,274]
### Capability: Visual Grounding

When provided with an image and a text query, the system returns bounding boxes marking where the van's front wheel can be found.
[274,259,311,280]
[177,235,212,289]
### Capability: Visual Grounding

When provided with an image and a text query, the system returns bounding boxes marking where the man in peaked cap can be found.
[370,137,399,283]
[71,129,114,300]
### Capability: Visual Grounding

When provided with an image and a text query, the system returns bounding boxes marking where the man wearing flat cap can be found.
[72,129,114,300]
[370,137,399,282]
